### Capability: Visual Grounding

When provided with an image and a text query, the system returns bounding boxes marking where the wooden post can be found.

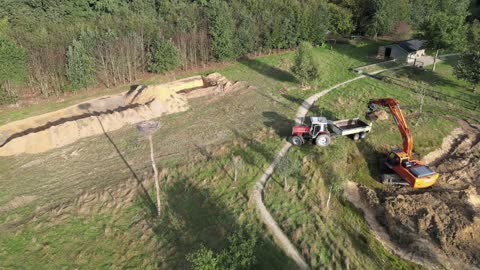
[149,135,161,216]
[137,120,161,216]
[432,49,439,71]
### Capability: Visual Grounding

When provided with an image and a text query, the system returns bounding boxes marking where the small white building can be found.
[378,39,426,65]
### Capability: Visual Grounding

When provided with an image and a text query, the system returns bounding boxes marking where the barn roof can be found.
[392,39,425,53]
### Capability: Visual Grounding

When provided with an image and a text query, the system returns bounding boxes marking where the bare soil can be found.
[349,120,480,269]
[0,74,239,156]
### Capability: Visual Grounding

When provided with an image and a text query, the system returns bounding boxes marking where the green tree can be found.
[147,39,181,73]
[66,39,96,90]
[270,0,301,49]
[369,0,408,38]
[337,0,373,34]
[299,0,329,45]
[234,7,258,56]
[0,20,27,104]
[454,20,480,91]
[291,41,319,86]
[407,0,437,29]
[423,0,470,71]
[207,0,236,60]
[328,3,354,35]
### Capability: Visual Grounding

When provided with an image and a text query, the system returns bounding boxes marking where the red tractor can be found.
[290,117,332,147]
[290,116,372,147]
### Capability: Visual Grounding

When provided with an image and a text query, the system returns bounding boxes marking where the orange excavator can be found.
[366,98,439,188]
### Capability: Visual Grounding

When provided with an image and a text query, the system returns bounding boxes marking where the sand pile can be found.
[0,73,239,156]
[348,121,480,269]
[178,73,245,99]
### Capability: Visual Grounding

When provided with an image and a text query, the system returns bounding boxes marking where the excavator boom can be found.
[367,98,413,159]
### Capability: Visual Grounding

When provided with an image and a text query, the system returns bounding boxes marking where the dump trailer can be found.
[290,117,372,147]
[329,119,372,139]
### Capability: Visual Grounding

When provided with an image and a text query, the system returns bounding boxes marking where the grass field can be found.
[0,41,478,269]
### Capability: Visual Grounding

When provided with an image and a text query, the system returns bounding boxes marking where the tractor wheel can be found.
[360,132,367,139]
[290,135,304,146]
[315,134,331,147]
[352,133,360,141]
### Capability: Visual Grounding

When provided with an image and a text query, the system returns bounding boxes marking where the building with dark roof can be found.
[377,39,426,64]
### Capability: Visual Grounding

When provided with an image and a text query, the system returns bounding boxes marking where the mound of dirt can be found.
[366,110,388,121]
[351,121,480,269]
[0,73,241,156]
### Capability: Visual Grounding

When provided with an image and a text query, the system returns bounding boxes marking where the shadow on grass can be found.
[281,94,339,119]
[262,111,293,138]
[355,139,386,184]
[94,113,158,217]
[238,57,298,83]
[152,177,295,269]
[383,67,480,108]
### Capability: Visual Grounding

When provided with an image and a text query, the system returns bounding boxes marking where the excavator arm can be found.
[367,98,413,159]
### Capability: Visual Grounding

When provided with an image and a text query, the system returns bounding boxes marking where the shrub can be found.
[148,39,181,73]
[291,41,319,86]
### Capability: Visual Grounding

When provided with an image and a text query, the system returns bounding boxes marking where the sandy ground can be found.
[347,120,480,269]
[0,74,239,156]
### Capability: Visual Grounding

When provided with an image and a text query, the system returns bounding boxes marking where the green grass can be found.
[1,41,477,269]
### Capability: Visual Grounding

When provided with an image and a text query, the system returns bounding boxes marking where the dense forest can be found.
[0,0,479,102]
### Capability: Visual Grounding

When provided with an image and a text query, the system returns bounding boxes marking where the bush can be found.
[291,41,319,86]
[66,39,96,90]
[188,229,257,270]
[148,39,181,73]
[187,247,220,270]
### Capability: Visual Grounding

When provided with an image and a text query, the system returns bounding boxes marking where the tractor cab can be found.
[309,117,329,135]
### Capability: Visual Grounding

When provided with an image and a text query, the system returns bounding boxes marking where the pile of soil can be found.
[356,121,480,269]
[366,110,388,121]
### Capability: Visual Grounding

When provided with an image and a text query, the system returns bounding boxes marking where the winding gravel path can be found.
[252,67,404,269]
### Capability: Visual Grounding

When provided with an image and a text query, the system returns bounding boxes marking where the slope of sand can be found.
[0,73,240,156]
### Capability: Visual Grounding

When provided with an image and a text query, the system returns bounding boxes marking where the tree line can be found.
[0,0,478,103]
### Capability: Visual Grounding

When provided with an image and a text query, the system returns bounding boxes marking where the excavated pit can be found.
[348,120,480,269]
[0,73,243,156]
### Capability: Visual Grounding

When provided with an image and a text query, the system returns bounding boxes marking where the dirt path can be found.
[251,67,404,269]
[344,181,442,268]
